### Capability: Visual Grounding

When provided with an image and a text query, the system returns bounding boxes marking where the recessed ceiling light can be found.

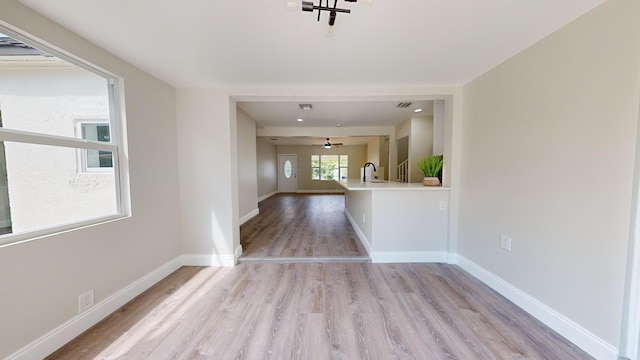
[297,118,304,122]
[336,124,342,127]
[414,108,423,113]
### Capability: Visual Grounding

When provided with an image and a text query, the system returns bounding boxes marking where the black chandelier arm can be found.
[301,0,357,27]
[302,3,351,14]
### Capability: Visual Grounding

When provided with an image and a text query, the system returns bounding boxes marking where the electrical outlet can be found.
[439,201,447,211]
[78,289,94,313]
[500,235,512,251]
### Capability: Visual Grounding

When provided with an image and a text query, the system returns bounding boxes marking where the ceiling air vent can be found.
[396,102,413,108]
[299,103,313,111]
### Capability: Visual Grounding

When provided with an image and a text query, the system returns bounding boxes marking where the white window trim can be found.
[311,154,348,181]
[0,26,129,247]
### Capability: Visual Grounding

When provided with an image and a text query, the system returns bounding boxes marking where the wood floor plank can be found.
[240,194,368,260]
[46,263,592,360]
[47,194,592,359]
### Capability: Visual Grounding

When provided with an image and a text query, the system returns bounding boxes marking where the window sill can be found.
[0,213,129,248]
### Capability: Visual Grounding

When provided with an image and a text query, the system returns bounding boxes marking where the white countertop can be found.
[337,179,450,191]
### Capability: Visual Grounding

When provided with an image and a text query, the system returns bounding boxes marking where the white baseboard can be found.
[344,208,371,255]
[7,256,183,360]
[456,255,618,360]
[371,251,448,263]
[296,190,345,194]
[239,208,259,225]
[258,191,277,203]
[182,253,236,267]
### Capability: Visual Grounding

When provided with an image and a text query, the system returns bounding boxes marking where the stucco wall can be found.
[0,67,115,232]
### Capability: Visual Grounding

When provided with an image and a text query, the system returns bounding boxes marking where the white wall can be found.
[256,138,277,199]
[459,0,640,354]
[366,137,380,166]
[433,100,445,155]
[236,107,258,221]
[176,89,239,264]
[0,1,182,358]
[409,116,434,183]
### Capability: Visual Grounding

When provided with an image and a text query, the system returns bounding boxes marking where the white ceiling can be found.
[266,136,377,146]
[18,0,605,88]
[239,100,433,128]
[15,0,605,145]
[239,99,432,145]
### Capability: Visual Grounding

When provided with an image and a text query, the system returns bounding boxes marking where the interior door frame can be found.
[278,154,297,193]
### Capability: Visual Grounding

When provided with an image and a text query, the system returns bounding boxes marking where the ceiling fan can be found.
[315,138,343,148]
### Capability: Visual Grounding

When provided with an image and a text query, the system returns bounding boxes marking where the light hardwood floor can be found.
[240,194,368,260]
[47,263,591,359]
[47,194,591,359]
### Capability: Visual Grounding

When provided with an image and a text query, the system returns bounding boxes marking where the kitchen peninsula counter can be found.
[337,179,450,191]
[337,179,450,263]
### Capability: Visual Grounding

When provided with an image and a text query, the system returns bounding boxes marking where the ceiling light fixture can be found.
[301,0,361,29]
[414,108,423,113]
[297,118,304,122]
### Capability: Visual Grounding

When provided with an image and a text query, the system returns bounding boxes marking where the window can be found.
[311,154,348,180]
[283,159,293,179]
[78,122,113,171]
[0,31,125,245]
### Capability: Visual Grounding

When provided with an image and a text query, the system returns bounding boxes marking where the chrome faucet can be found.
[363,162,377,182]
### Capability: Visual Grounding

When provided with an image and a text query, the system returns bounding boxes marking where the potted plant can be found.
[416,154,443,186]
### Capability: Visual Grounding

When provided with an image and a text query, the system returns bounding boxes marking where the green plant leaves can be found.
[416,155,443,177]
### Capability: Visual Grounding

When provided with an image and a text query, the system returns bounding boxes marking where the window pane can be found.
[311,167,319,180]
[283,160,292,179]
[321,155,339,180]
[82,123,111,143]
[2,141,117,235]
[0,36,111,140]
[0,140,11,235]
[340,168,348,179]
[81,123,112,169]
[311,155,319,167]
[340,155,348,167]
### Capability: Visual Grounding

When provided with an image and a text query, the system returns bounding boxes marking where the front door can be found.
[278,154,297,193]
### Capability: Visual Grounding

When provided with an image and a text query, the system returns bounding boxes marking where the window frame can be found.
[311,154,348,181]
[75,119,114,173]
[0,27,128,247]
